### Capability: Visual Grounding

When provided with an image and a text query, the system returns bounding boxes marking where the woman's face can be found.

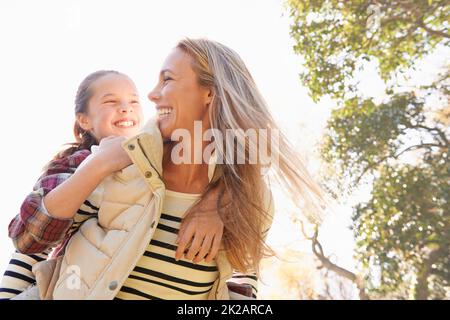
[148,48,212,140]
[77,74,144,141]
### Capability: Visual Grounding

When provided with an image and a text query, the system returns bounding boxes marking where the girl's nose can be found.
[119,102,133,113]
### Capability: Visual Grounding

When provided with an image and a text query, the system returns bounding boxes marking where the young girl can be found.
[0,70,225,299]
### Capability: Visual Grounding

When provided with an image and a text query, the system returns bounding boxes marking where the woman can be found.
[151,38,325,273]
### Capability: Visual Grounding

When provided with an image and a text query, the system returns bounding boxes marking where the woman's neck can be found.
[162,142,210,194]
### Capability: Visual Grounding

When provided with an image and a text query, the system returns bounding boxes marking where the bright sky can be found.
[0,0,446,299]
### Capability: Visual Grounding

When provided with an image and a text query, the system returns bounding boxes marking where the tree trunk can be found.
[415,247,441,300]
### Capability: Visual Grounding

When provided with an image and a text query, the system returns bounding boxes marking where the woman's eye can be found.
[104,100,116,104]
[131,100,140,104]
[163,76,173,83]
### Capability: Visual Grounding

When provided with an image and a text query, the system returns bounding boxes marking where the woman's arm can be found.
[175,182,228,263]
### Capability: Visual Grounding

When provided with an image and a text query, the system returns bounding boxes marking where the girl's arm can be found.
[8,136,132,254]
[8,164,106,253]
[41,154,110,220]
[8,150,91,254]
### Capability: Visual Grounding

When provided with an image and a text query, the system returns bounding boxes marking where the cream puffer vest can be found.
[44,118,273,300]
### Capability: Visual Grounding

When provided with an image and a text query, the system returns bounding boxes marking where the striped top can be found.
[115,189,219,300]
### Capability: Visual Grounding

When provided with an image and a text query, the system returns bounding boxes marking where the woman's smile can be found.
[156,106,174,126]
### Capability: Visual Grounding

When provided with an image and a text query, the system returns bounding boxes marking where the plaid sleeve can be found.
[8,150,91,254]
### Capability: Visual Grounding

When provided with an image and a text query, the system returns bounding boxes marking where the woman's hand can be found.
[94,136,132,174]
[175,183,229,264]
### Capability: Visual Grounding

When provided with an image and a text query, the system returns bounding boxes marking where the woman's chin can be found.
[157,121,172,140]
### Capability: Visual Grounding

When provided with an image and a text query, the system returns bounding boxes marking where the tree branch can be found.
[299,221,369,299]
[354,143,441,185]
[393,1,450,39]
[410,124,449,146]
[417,21,450,39]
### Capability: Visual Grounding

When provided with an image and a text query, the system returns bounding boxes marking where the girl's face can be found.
[147,48,213,140]
[77,74,144,141]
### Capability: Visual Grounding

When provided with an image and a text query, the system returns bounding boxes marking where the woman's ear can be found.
[205,87,214,107]
[76,113,92,131]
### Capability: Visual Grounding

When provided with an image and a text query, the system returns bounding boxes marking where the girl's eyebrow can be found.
[101,93,139,99]
[101,93,115,99]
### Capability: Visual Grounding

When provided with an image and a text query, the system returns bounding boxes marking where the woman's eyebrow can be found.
[160,68,174,76]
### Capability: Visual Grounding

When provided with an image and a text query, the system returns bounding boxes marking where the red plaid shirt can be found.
[8,149,91,257]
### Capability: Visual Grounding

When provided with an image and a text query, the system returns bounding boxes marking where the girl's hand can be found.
[94,136,133,174]
[175,182,229,264]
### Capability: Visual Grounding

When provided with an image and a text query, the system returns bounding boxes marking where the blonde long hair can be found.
[177,38,326,274]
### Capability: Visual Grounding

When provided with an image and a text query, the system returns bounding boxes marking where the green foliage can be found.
[287,0,450,101]
[322,93,426,187]
[320,88,449,299]
[287,0,450,298]
[353,159,449,298]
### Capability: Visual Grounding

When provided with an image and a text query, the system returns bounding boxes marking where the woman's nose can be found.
[148,89,160,102]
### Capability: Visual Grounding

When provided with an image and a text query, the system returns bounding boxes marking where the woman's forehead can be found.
[161,48,194,74]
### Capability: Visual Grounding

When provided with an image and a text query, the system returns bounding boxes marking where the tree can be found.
[287,0,449,299]
[321,89,449,298]
[287,0,449,101]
